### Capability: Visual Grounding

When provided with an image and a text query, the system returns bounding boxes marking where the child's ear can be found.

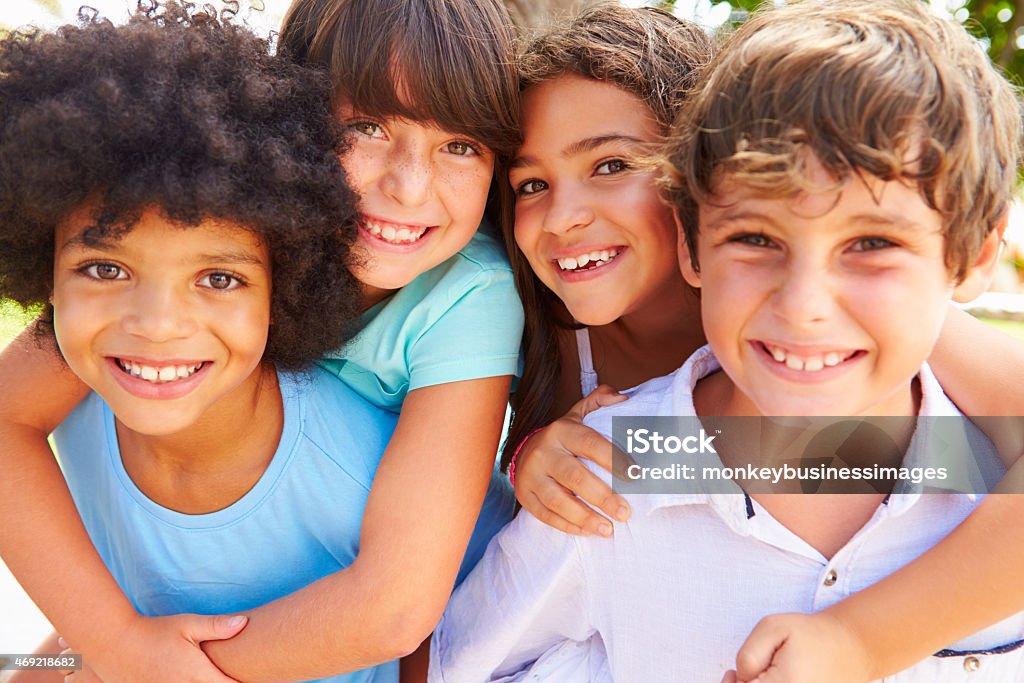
[952,211,1008,303]
[673,210,701,289]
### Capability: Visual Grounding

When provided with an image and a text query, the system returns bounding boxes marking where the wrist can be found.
[820,605,878,680]
[78,610,144,668]
[508,427,544,487]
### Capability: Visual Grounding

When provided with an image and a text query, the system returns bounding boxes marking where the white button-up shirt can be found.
[431,346,1024,683]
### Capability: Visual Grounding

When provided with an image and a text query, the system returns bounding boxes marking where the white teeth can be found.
[803,357,824,372]
[117,359,203,384]
[556,248,620,272]
[364,220,427,244]
[765,344,853,373]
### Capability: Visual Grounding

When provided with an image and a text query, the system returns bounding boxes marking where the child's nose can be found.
[120,281,198,342]
[380,146,432,208]
[771,260,835,326]
[541,186,595,236]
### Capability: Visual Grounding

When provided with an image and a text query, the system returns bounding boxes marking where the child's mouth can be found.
[361,219,432,245]
[114,358,207,384]
[555,248,621,273]
[757,342,862,372]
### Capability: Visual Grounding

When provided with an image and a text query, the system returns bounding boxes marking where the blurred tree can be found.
[30,0,62,17]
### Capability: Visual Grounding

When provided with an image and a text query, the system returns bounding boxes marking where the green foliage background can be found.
[656,0,1024,86]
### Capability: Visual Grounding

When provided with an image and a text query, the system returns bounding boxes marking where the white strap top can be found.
[575,327,600,397]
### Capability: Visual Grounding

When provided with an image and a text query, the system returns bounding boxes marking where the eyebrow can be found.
[701,210,783,233]
[59,235,267,267]
[703,210,934,235]
[194,251,268,267]
[510,134,647,170]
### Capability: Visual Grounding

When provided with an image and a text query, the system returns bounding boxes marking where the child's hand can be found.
[513,385,631,536]
[64,614,247,683]
[723,612,873,683]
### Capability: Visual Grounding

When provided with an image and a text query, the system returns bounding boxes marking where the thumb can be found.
[721,671,738,683]
[567,385,626,421]
[183,614,249,644]
[735,619,786,682]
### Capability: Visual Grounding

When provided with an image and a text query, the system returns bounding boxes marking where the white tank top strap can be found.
[575,327,600,396]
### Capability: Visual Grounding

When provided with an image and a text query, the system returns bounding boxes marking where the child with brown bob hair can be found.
[440,1,1024,681]
[0,0,524,681]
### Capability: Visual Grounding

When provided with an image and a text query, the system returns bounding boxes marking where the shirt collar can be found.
[643,348,998,518]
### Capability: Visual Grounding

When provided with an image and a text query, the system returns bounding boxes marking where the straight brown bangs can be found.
[668,0,1022,279]
[282,0,520,158]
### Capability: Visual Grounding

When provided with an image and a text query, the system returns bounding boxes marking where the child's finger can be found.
[734,617,787,681]
[720,671,738,683]
[532,479,612,536]
[180,613,249,645]
[523,492,586,536]
[549,446,630,523]
[565,385,626,421]
[564,422,637,474]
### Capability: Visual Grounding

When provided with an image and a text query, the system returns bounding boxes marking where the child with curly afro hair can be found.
[0,4,431,682]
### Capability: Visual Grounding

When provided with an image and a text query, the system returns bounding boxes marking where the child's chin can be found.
[752,393,855,418]
[106,403,198,437]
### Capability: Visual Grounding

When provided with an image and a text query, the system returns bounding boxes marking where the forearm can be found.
[0,424,139,652]
[204,559,435,682]
[204,377,510,682]
[0,330,138,664]
[827,476,1024,678]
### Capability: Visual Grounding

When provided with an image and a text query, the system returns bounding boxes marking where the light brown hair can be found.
[279,0,521,159]
[501,4,713,470]
[667,0,1022,280]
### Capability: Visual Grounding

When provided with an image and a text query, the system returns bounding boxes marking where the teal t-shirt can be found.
[318,231,524,411]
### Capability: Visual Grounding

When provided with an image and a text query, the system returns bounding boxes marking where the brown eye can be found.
[350,121,384,138]
[595,159,628,175]
[82,263,126,280]
[446,141,471,155]
[199,272,242,290]
[516,179,548,196]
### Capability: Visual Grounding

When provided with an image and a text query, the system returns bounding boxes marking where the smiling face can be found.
[683,158,997,417]
[510,74,680,326]
[336,104,495,305]
[52,206,272,435]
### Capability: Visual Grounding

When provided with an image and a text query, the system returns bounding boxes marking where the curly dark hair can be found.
[0,0,362,368]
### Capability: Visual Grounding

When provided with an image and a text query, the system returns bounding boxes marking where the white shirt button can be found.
[963,656,980,672]
[823,569,838,586]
